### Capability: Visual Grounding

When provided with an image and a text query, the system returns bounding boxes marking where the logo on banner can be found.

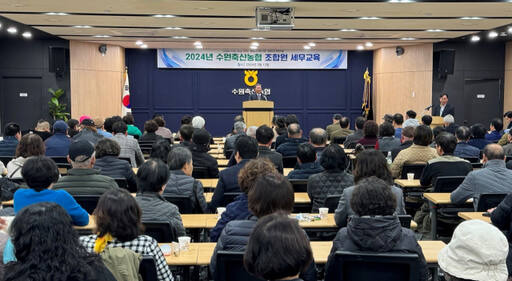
[232,70,271,96]
[244,70,258,86]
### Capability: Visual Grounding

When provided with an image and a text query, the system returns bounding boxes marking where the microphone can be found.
[425,105,432,110]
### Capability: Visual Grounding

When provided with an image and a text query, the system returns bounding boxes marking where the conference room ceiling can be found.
[1,0,512,50]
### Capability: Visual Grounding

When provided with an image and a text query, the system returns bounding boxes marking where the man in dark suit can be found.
[248,83,268,101]
[208,136,258,212]
[432,93,455,117]
[256,125,283,173]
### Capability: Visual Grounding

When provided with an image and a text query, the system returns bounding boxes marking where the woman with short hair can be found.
[7,134,45,178]
[93,138,137,191]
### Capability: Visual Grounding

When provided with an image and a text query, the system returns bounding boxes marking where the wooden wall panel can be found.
[70,41,124,119]
[373,44,433,122]
[505,42,512,115]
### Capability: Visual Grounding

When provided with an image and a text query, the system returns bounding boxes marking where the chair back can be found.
[400,164,426,179]
[142,221,178,243]
[332,136,346,144]
[476,193,508,212]
[397,215,412,228]
[113,178,134,192]
[325,251,421,281]
[138,141,154,154]
[471,162,483,169]
[222,192,243,207]
[0,156,12,166]
[192,166,210,179]
[433,176,466,193]
[324,195,341,213]
[215,251,263,281]
[282,156,298,168]
[163,194,195,214]
[139,255,158,281]
[289,179,308,192]
[462,157,480,163]
[73,194,101,214]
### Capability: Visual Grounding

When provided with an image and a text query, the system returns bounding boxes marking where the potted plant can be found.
[48,88,70,121]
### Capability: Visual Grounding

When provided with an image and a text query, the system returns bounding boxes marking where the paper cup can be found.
[217,207,226,218]
[178,236,191,251]
[171,242,180,257]
[407,173,415,181]
[319,208,328,219]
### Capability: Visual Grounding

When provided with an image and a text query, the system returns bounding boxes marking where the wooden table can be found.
[423,193,473,239]
[458,212,491,223]
[204,192,311,204]
[209,154,227,160]
[217,159,229,167]
[199,179,218,188]
[394,179,422,188]
[181,214,337,229]
[344,149,354,154]
[284,168,292,176]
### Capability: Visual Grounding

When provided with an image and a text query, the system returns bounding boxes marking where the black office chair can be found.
[476,193,507,212]
[289,179,308,193]
[138,141,154,155]
[282,156,298,168]
[73,195,101,214]
[222,192,243,207]
[324,251,421,281]
[471,162,483,169]
[192,166,211,179]
[0,156,13,167]
[398,215,412,228]
[113,178,132,191]
[215,251,263,281]
[142,221,178,243]
[462,157,480,163]
[432,176,466,193]
[400,163,426,179]
[324,195,341,213]
[332,136,347,144]
[8,178,25,185]
[139,256,158,281]
[163,194,195,214]
[224,149,234,160]
[506,156,512,163]
[50,156,68,164]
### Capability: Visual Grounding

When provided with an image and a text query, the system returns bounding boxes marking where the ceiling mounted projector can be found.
[256,7,294,30]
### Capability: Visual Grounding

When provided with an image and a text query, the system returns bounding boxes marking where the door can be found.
[1,77,43,131]
[463,79,501,126]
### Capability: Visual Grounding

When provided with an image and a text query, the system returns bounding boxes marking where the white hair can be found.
[192,116,205,129]
[246,126,258,138]
[443,114,455,124]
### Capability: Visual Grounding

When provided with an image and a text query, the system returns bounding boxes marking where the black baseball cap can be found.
[68,140,95,161]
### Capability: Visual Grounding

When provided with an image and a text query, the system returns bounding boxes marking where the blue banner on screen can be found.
[157,49,347,69]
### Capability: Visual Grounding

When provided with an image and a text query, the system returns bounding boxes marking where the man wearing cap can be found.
[111,121,144,168]
[53,140,118,196]
[190,128,219,178]
[45,120,71,157]
[72,118,104,146]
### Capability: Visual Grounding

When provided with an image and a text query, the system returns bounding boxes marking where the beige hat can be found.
[438,220,508,281]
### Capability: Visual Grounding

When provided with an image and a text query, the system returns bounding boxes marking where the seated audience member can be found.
[80,189,173,281]
[192,115,206,129]
[140,120,164,143]
[244,214,313,281]
[421,115,433,126]
[93,118,112,138]
[122,113,142,138]
[391,126,415,160]
[276,114,300,148]
[135,159,185,236]
[153,116,173,141]
[420,133,472,187]
[210,158,277,242]
[210,172,316,281]
[0,122,21,156]
[438,220,508,281]
[498,112,512,146]
[73,118,104,145]
[93,138,137,192]
[208,136,258,212]
[391,125,438,178]
[175,115,193,141]
[190,128,219,178]
[53,140,118,196]
[403,109,420,128]
[255,125,283,173]
[486,118,504,142]
[451,144,512,207]
[330,117,353,143]
[357,120,379,149]
[335,150,406,227]
[276,123,307,157]
[67,119,80,138]
[273,115,288,138]
[14,156,88,225]
[325,177,427,281]
[164,147,208,213]
[246,126,257,138]
[287,143,324,180]
[343,117,365,150]
[224,121,246,158]
[430,126,446,148]
[45,120,71,157]
[454,126,481,159]
[150,139,171,164]
[103,117,115,135]
[308,144,354,212]
[177,124,194,149]
[490,193,512,277]
[3,203,115,281]
[378,122,401,151]
[392,113,404,139]
[468,123,492,149]
[506,111,512,130]
[32,120,52,141]
[309,128,327,159]
[382,114,393,124]
[503,134,512,156]
[111,121,144,168]
[326,113,342,140]
[443,114,458,134]
[226,115,245,137]
[7,134,45,179]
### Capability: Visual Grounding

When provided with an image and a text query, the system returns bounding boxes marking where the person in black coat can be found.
[432,93,455,117]
[139,120,164,143]
[256,125,283,173]
[189,128,219,178]
[490,193,512,276]
[325,177,427,281]
[276,123,307,157]
[93,138,137,191]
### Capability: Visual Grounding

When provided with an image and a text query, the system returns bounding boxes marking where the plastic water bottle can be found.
[386,151,392,165]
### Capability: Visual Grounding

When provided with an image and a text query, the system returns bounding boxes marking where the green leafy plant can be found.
[48,88,70,121]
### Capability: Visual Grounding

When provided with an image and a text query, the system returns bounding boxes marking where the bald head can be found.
[309,128,327,146]
[287,123,302,138]
[483,144,505,161]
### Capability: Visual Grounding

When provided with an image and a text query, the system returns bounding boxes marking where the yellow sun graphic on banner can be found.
[244,70,258,86]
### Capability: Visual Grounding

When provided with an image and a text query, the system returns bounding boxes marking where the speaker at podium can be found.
[242,100,274,128]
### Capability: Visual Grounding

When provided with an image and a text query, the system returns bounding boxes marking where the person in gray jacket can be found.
[164,147,208,213]
[451,144,512,208]
[335,149,406,227]
[135,159,186,237]
[377,122,401,152]
[111,121,144,168]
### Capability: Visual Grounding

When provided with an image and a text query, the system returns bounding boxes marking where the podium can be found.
[431,116,444,129]
[242,100,274,128]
